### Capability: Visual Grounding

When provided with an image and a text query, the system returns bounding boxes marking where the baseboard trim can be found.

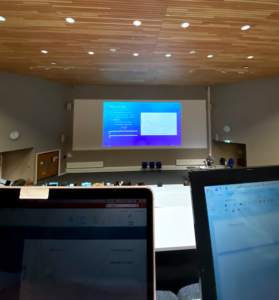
[66,165,188,173]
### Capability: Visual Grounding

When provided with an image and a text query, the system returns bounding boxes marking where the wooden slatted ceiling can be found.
[0,0,278,86]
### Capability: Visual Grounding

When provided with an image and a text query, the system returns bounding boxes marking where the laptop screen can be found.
[0,199,148,300]
[204,180,279,300]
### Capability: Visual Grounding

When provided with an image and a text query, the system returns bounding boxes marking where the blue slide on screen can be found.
[103,102,181,147]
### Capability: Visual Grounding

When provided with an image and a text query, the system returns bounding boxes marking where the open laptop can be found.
[189,166,279,300]
[0,186,155,300]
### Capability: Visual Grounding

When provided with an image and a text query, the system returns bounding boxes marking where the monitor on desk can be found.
[0,187,155,300]
[190,166,279,300]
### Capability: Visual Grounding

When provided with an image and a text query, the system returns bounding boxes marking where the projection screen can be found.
[73,100,207,150]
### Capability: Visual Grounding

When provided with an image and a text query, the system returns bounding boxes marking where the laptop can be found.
[189,166,279,300]
[0,186,155,300]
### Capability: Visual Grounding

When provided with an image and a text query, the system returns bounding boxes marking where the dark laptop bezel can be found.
[0,187,155,300]
[189,166,279,300]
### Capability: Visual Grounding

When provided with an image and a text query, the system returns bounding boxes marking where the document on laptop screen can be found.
[205,181,279,300]
[0,199,148,300]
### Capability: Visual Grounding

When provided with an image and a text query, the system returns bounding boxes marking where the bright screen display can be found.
[205,181,279,300]
[103,102,181,147]
[73,99,207,150]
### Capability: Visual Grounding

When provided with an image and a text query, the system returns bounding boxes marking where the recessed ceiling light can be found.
[158,70,162,72]
[45,67,51,70]
[189,70,193,73]
[133,20,141,26]
[88,51,94,55]
[0,16,5,21]
[133,69,138,72]
[29,67,33,69]
[66,18,75,23]
[64,68,69,70]
[133,53,139,56]
[221,71,226,74]
[238,71,244,74]
[244,66,249,69]
[207,55,213,58]
[110,48,116,52]
[165,54,171,57]
[167,15,169,17]
[41,50,48,54]
[51,61,56,65]
[190,51,196,54]
[247,56,253,59]
[241,25,250,30]
[100,69,104,71]
[181,22,189,28]
[251,71,254,74]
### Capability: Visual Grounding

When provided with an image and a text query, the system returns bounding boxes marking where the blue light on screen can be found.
[103,102,181,147]
[204,181,279,300]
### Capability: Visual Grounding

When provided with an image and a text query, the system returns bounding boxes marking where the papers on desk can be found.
[148,184,192,208]
[155,206,196,251]
[148,184,196,251]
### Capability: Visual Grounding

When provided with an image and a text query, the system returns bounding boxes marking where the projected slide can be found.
[103,102,181,147]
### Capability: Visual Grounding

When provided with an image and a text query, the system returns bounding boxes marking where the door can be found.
[37,151,59,181]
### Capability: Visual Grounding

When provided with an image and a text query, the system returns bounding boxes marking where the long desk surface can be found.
[149,185,196,252]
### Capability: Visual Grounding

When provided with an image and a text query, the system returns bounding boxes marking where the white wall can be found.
[211,76,279,167]
[0,71,68,176]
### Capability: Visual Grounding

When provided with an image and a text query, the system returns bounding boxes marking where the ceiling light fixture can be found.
[251,71,254,74]
[221,71,226,74]
[207,55,213,58]
[158,70,162,72]
[133,20,141,26]
[51,61,56,65]
[0,16,5,21]
[165,54,171,57]
[247,56,253,59]
[88,51,94,55]
[181,22,189,28]
[41,50,48,54]
[241,25,250,30]
[29,67,33,69]
[64,68,69,70]
[133,69,138,72]
[244,66,249,69]
[189,70,193,73]
[66,18,75,23]
[190,51,196,54]
[238,71,244,74]
[133,53,139,56]
[45,67,51,70]
[100,69,104,71]
[110,48,116,52]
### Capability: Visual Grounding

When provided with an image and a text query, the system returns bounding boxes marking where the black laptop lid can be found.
[189,166,279,300]
[0,187,155,300]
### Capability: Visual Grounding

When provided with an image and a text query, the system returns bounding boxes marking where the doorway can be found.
[37,150,60,182]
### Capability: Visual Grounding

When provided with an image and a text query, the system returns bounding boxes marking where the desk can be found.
[149,185,196,252]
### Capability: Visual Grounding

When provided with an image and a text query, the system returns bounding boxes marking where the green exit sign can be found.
[224,140,231,143]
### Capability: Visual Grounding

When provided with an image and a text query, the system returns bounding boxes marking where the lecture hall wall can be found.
[0,71,68,180]
[66,85,209,167]
[211,76,279,167]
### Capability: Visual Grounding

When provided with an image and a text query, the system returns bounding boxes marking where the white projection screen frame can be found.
[73,99,207,150]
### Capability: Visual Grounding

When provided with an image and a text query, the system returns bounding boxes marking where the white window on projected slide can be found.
[141,113,177,136]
